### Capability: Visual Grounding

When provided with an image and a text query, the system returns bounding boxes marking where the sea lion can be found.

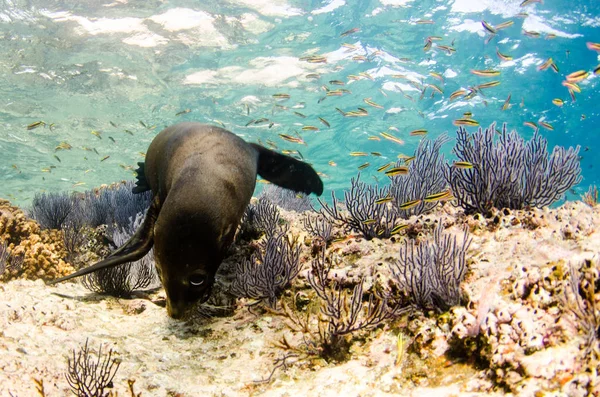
[50,122,323,319]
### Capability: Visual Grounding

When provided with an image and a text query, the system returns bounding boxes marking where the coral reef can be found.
[0,199,74,281]
[66,339,121,397]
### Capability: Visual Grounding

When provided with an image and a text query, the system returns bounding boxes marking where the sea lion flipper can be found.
[132,161,151,194]
[251,143,324,196]
[48,195,161,285]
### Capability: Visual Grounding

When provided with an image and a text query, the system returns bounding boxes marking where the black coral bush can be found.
[446,123,582,214]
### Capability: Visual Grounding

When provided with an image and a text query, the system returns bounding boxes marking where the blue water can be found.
[0,0,598,206]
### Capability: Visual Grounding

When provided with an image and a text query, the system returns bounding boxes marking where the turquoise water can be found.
[0,0,598,206]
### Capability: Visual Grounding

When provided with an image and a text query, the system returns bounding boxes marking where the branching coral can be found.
[390,133,451,219]
[390,223,471,312]
[238,196,281,240]
[65,339,121,397]
[317,134,450,239]
[29,191,76,230]
[271,249,407,366]
[82,213,157,298]
[259,184,313,213]
[302,213,334,244]
[230,229,301,308]
[582,185,598,207]
[318,174,399,239]
[446,123,582,214]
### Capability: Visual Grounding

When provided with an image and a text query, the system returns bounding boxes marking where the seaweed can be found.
[318,174,399,239]
[582,184,598,207]
[446,123,582,214]
[390,223,472,312]
[230,229,301,308]
[65,339,120,397]
[560,258,599,364]
[29,191,76,230]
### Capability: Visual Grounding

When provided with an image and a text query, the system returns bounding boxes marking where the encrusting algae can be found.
[0,199,74,281]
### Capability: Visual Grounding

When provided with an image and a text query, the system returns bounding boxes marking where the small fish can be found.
[110,121,118,127]
[423,40,432,52]
[476,81,501,89]
[302,55,328,64]
[587,42,600,52]
[306,73,320,79]
[385,166,409,176]
[375,196,393,204]
[72,182,86,187]
[463,112,473,118]
[364,98,384,109]
[329,80,345,86]
[391,224,408,235]
[539,121,554,131]
[27,121,45,130]
[436,45,456,54]
[415,19,434,25]
[55,142,72,151]
[357,162,370,170]
[377,163,393,172]
[523,30,541,38]
[429,71,444,81]
[561,81,581,93]
[453,118,480,127]
[545,33,557,40]
[452,161,474,169]
[552,98,564,107]
[362,219,377,225]
[340,27,360,37]
[496,48,513,61]
[368,136,381,141]
[352,55,367,61]
[520,0,542,6]
[566,70,589,83]
[495,20,514,30]
[350,151,369,157]
[273,93,291,100]
[427,84,443,95]
[175,109,191,116]
[318,117,330,128]
[138,152,145,157]
[279,134,305,145]
[471,69,501,77]
[449,89,466,101]
[254,118,269,124]
[91,130,102,138]
[100,155,110,162]
[501,94,511,111]
[109,136,116,143]
[424,190,452,202]
[370,152,382,157]
[293,111,307,118]
[139,120,147,128]
[523,121,538,130]
[481,20,497,34]
[537,57,554,71]
[403,155,416,164]
[409,129,427,136]
[380,132,404,145]
[124,129,134,136]
[399,199,421,210]
[53,155,61,162]
[594,65,600,75]
[302,125,319,131]
[328,161,337,166]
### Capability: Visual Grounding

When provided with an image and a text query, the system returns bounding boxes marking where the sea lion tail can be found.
[251,143,324,196]
[47,196,161,285]
[132,161,151,194]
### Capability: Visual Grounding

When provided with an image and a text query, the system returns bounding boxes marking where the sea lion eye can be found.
[188,274,206,287]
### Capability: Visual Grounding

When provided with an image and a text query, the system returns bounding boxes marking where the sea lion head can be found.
[153,205,233,319]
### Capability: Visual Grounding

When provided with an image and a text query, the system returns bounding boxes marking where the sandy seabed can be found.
[1,201,599,397]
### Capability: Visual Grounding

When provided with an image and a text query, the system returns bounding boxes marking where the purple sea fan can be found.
[446,123,582,214]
